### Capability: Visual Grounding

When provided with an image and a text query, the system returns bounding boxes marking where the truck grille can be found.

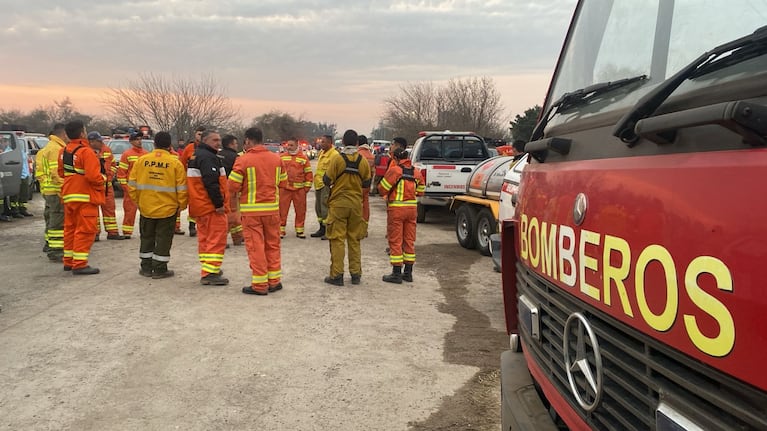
[516,262,767,431]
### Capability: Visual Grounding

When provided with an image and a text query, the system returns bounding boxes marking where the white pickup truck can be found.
[410,131,492,222]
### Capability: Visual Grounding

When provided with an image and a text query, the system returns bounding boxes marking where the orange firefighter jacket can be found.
[179,142,197,168]
[117,145,148,187]
[128,149,188,219]
[279,150,313,191]
[357,146,376,177]
[187,143,230,218]
[35,134,66,195]
[377,159,425,207]
[57,139,106,206]
[228,145,287,216]
[98,147,117,183]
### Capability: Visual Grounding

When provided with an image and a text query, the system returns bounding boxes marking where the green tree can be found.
[509,105,542,142]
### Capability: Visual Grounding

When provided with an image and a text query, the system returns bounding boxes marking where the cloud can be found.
[0,0,576,131]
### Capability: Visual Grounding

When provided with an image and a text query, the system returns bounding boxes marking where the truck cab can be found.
[501,1,767,430]
[410,130,491,222]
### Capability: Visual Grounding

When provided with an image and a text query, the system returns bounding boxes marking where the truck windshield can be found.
[547,0,767,115]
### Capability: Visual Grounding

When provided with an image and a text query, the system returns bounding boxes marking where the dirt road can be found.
[0,189,507,430]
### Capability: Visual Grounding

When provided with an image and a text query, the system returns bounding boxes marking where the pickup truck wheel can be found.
[455,205,477,249]
[475,208,496,256]
[417,203,427,223]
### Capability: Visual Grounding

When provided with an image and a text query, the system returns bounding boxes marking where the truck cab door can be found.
[0,132,23,198]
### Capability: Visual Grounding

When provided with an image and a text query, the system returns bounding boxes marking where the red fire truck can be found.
[500,1,767,430]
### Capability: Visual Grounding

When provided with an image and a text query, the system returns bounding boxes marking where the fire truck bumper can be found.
[500,350,559,431]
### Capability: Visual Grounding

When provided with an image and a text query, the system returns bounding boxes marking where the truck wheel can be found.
[455,205,477,249]
[475,208,496,256]
[417,203,427,223]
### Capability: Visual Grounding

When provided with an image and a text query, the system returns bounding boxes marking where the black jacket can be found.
[220,147,238,177]
[190,144,226,209]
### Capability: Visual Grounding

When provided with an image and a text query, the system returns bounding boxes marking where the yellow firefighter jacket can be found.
[127,149,188,218]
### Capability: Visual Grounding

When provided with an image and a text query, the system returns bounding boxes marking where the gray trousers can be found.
[314,187,330,224]
[44,194,64,254]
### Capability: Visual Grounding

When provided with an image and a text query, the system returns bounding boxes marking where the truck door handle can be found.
[430,181,441,187]
[5,161,20,165]
[461,167,472,172]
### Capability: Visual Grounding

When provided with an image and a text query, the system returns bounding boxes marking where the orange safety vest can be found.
[377,159,425,207]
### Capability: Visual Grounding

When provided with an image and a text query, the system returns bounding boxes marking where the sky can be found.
[0,0,577,134]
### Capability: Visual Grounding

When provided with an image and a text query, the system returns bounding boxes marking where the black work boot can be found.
[402,264,414,283]
[189,222,197,237]
[351,274,361,285]
[310,223,325,238]
[324,274,344,286]
[139,258,153,277]
[19,207,33,217]
[383,266,403,284]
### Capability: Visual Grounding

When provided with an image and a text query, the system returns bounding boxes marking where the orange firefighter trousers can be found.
[195,212,228,276]
[227,208,243,243]
[63,202,99,270]
[279,188,307,234]
[242,214,282,292]
[99,186,119,235]
[121,188,138,236]
[386,206,417,267]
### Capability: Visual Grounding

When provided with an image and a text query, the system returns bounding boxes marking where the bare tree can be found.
[381,77,506,142]
[102,74,240,140]
[381,81,440,141]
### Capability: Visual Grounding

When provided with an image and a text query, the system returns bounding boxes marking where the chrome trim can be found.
[563,312,603,412]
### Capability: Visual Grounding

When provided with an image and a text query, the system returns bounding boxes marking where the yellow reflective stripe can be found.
[72,252,89,261]
[251,274,268,283]
[268,270,282,279]
[396,181,404,201]
[292,182,304,188]
[240,202,280,212]
[247,167,256,203]
[199,253,224,262]
[62,194,91,203]
[303,167,312,173]
[389,255,404,264]
[118,178,128,185]
[380,178,392,191]
[201,263,221,273]
[119,162,129,169]
[229,171,243,183]
[388,200,418,207]
[403,253,416,261]
[127,156,139,161]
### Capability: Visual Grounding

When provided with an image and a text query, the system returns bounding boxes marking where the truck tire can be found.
[475,208,496,256]
[417,203,427,223]
[455,205,477,249]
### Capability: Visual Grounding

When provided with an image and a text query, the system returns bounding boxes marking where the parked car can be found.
[265,143,283,153]
[17,136,41,195]
[108,139,154,197]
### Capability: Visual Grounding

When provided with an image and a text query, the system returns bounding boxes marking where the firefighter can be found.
[179,126,206,237]
[87,132,124,241]
[187,130,230,286]
[35,123,67,260]
[377,146,425,283]
[322,130,371,286]
[356,135,375,223]
[128,132,188,279]
[220,134,243,246]
[279,138,312,239]
[58,120,106,274]
[309,134,338,239]
[117,132,148,238]
[228,127,287,295]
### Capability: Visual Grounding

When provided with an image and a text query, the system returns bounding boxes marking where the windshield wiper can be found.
[530,75,647,141]
[614,25,767,144]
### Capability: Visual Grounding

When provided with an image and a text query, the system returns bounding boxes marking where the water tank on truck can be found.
[450,155,515,256]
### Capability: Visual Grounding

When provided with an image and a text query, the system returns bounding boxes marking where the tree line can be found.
[1,74,541,144]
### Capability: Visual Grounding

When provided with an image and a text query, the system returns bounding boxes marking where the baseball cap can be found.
[87,131,103,141]
[129,132,142,140]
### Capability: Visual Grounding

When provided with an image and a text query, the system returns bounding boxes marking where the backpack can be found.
[62,145,86,175]
[387,164,417,199]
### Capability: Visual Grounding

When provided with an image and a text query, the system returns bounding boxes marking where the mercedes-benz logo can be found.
[573,193,587,226]
[563,313,603,412]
